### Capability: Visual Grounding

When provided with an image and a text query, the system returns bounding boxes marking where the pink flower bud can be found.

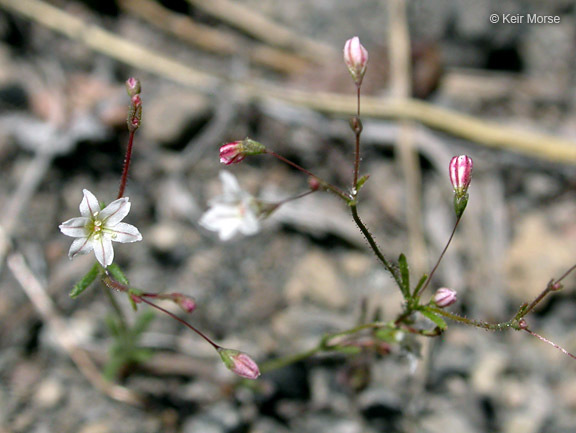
[126,77,141,97]
[434,287,457,308]
[172,293,196,313]
[131,94,142,108]
[343,36,368,86]
[218,348,260,380]
[308,176,321,191]
[220,141,246,165]
[219,138,266,165]
[449,155,473,196]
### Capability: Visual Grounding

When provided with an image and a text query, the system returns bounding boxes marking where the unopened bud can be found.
[434,287,457,308]
[219,138,266,165]
[308,176,321,191]
[172,293,196,313]
[126,77,141,97]
[343,36,368,86]
[349,116,363,134]
[449,155,473,196]
[449,155,473,217]
[217,348,260,379]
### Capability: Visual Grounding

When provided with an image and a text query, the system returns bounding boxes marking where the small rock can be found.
[34,378,64,409]
[284,250,348,309]
[143,91,212,147]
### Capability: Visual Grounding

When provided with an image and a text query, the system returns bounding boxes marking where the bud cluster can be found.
[126,77,143,132]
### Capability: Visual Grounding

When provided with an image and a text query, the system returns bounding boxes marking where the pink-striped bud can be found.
[434,287,457,308]
[343,37,369,86]
[449,155,473,195]
[449,155,473,217]
[219,138,266,165]
[218,348,261,379]
[125,77,141,97]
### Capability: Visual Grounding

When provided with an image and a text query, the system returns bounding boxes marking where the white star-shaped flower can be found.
[199,171,260,241]
[59,189,142,267]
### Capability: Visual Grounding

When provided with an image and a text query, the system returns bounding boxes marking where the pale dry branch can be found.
[1,0,576,164]
[186,0,335,62]
[120,0,310,74]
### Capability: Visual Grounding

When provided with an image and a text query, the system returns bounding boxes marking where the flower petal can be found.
[59,217,90,238]
[93,236,114,267]
[68,236,93,259]
[108,222,142,243]
[99,197,130,226]
[79,189,101,217]
[218,171,245,202]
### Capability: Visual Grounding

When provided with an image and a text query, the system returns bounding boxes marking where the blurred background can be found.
[0,0,575,432]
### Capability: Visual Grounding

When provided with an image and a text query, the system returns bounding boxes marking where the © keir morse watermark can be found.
[489,13,561,24]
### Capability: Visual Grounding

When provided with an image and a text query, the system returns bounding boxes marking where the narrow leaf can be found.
[107,263,129,285]
[69,263,100,298]
[398,254,410,297]
[413,274,428,296]
[419,308,447,330]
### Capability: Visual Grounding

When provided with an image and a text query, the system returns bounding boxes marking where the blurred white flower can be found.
[59,189,142,267]
[199,171,260,241]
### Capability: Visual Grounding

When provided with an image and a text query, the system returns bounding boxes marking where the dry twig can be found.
[186,0,335,62]
[1,0,575,164]
[120,0,310,74]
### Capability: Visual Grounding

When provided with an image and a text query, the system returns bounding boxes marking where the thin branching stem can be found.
[350,204,402,289]
[266,150,350,201]
[117,130,135,199]
[417,215,461,297]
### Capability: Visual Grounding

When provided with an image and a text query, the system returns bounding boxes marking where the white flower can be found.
[199,171,260,241]
[59,189,142,267]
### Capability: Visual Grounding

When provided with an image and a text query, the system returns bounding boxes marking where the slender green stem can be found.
[350,204,403,289]
[428,306,514,331]
[102,283,129,333]
[259,347,320,374]
[416,216,461,297]
[266,150,350,201]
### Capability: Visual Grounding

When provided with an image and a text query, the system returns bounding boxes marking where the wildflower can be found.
[199,171,260,241]
[343,36,369,86]
[449,155,473,196]
[434,287,458,308]
[59,189,142,267]
[219,138,266,165]
[449,155,473,217]
[217,348,261,380]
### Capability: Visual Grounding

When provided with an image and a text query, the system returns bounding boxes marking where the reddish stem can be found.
[117,130,135,199]
[138,296,220,350]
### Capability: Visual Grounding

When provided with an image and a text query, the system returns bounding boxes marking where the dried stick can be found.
[120,0,310,74]
[7,252,145,406]
[1,0,576,164]
[388,0,426,274]
[186,0,335,62]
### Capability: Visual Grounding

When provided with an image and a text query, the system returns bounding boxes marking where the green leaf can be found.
[332,345,362,355]
[419,308,447,330]
[69,263,100,298]
[107,263,129,285]
[398,254,410,298]
[374,324,398,343]
[131,310,156,337]
[356,174,370,192]
[413,274,428,296]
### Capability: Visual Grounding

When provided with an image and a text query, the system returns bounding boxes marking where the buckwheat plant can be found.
[200,36,576,376]
[59,79,259,380]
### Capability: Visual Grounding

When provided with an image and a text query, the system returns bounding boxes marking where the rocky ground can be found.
[0,1,576,432]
